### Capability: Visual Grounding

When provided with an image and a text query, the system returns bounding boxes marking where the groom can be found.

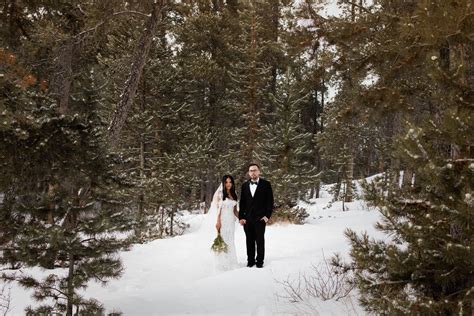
[239,163,274,268]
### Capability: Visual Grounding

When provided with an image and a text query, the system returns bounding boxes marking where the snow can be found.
[361,71,379,88]
[6,182,382,315]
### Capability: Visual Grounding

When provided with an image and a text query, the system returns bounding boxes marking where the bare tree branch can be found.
[0,282,11,316]
[340,0,374,16]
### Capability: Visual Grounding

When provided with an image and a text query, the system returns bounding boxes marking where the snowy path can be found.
[8,197,381,315]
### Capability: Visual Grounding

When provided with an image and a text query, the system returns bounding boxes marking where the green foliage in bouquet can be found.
[211,233,228,253]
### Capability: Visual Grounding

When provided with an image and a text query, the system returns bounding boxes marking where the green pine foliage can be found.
[171,0,244,205]
[0,70,134,314]
[346,118,473,314]
[323,0,474,314]
[317,82,376,205]
[0,2,137,313]
[256,72,319,218]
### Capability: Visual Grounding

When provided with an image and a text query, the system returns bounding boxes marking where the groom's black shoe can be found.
[247,262,255,267]
[256,263,263,268]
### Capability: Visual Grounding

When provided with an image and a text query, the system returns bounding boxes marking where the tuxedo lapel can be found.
[247,181,254,200]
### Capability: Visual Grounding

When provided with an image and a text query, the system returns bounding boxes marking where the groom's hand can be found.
[261,216,269,223]
[239,219,246,225]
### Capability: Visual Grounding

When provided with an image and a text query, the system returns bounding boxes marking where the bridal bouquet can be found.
[211,233,228,253]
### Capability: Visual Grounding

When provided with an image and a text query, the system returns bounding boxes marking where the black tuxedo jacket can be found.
[239,178,274,222]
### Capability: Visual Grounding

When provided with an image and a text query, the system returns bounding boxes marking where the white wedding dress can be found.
[215,198,238,271]
[200,183,239,272]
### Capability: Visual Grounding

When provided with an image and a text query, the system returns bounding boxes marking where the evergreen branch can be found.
[445,286,471,298]
[74,10,151,41]
[395,199,432,207]
[69,201,95,212]
[36,285,68,298]
[5,273,68,298]
[89,272,108,284]
[79,237,97,244]
[303,0,328,24]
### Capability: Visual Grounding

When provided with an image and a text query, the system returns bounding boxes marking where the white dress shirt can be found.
[250,178,259,197]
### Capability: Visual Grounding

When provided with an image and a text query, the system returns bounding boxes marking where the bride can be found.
[206,175,239,271]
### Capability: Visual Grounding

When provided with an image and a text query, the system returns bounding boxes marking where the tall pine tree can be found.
[256,70,319,220]
[333,0,474,314]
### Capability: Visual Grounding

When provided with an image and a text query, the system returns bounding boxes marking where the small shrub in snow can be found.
[278,252,355,303]
[270,206,309,224]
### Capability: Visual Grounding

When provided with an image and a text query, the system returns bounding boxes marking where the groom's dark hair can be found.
[248,162,260,170]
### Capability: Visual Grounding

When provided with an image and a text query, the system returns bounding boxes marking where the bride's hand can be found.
[215,220,222,232]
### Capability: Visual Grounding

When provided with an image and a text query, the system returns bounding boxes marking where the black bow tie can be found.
[250,181,258,185]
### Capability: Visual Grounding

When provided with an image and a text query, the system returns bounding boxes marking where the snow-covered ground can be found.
[6,181,383,315]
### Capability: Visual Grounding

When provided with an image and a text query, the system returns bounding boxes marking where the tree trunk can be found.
[388,110,402,193]
[66,252,75,316]
[200,180,206,210]
[170,205,177,237]
[365,147,372,177]
[402,168,414,188]
[462,41,474,159]
[333,174,341,201]
[439,40,450,72]
[269,0,279,97]
[342,182,346,211]
[137,68,148,223]
[159,206,164,238]
[350,0,356,22]
[46,183,57,225]
[344,154,354,202]
[108,0,167,147]
[50,38,74,115]
[390,159,401,193]
[136,139,145,239]
[247,7,259,163]
[321,78,325,132]
[465,40,474,87]
[205,172,214,211]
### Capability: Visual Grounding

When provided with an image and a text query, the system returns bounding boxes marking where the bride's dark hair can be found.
[222,175,238,201]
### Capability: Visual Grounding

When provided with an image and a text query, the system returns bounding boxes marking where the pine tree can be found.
[107,0,168,147]
[95,1,181,240]
[0,67,134,315]
[284,13,328,199]
[228,2,276,181]
[171,0,243,206]
[310,0,385,204]
[300,0,425,197]
[317,81,379,206]
[255,71,319,220]
[0,2,137,314]
[334,1,474,314]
